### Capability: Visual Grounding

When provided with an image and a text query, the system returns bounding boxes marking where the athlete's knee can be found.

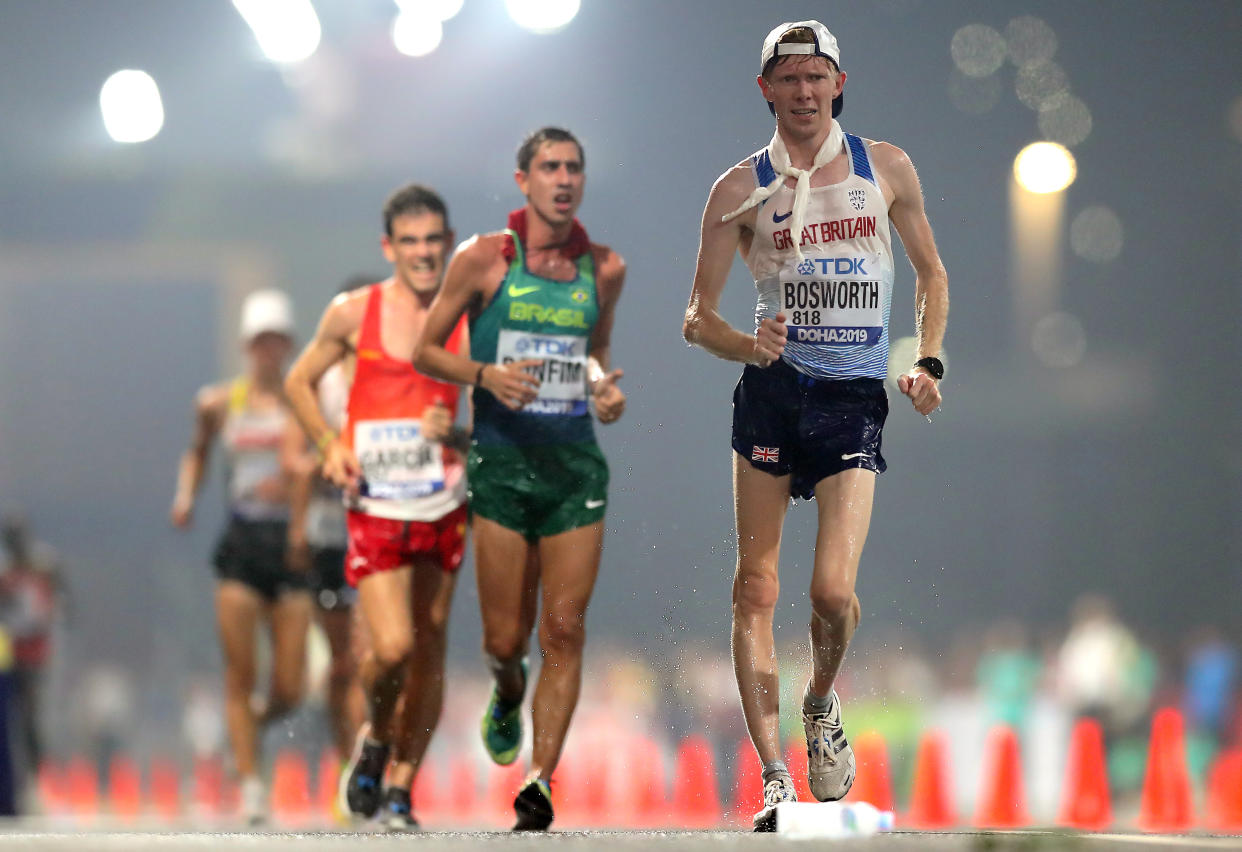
[482,629,526,663]
[810,584,859,625]
[539,606,586,655]
[223,663,257,696]
[371,631,414,672]
[733,568,780,614]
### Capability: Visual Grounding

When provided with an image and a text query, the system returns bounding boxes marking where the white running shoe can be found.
[240,775,268,826]
[752,773,797,832]
[803,689,856,802]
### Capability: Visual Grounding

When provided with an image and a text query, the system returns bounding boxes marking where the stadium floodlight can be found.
[396,0,464,22]
[505,0,580,34]
[393,8,444,57]
[1013,141,1076,194]
[233,0,321,64]
[100,70,164,143]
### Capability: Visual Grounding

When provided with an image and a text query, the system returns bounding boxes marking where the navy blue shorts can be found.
[212,517,309,601]
[731,359,888,500]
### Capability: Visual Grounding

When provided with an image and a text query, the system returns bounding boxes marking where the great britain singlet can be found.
[469,230,599,447]
[343,283,467,522]
[221,377,289,522]
[745,132,895,380]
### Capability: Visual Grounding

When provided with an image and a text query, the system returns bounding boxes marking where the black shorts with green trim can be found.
[467,441,609,540]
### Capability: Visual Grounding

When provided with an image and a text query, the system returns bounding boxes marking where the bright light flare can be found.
[100,70,164,143]
[1013,141,1076,194]
[393,9,443,57]
[505,0,580,34]
[233,0,321,64]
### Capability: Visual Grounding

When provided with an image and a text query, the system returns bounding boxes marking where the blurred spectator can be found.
[0,512,69,790]
[975,619,1042,735]
[1183,628,1237,745]
[1055,595,1156,747]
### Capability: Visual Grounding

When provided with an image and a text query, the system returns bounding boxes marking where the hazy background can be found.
[0,0,1240,758]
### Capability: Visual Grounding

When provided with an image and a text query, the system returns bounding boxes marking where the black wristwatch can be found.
[914,356,945,380]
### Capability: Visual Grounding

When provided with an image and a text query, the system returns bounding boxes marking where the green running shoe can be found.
[481,661,526,765]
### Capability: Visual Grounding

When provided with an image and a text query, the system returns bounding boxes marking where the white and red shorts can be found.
[344,504,468,587]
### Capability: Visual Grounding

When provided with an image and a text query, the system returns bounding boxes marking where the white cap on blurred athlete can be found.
[239,289,294,341]
[760,20,844,117]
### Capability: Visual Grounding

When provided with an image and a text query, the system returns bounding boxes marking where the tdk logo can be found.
[515,337,581,357]
[797,257,868,276]
[370,423,420,442]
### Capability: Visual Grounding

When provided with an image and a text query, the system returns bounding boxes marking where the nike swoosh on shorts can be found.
[585,499,605,509]
[840,452,868,460]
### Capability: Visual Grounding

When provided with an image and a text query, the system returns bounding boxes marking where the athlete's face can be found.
[758,55,845,138]
[246,331,293,377]
[382,210,454,296]
[515,141,585,227]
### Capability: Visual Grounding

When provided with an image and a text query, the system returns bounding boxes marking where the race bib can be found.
[780,255,884,347]
[354,418,445,500]
[496,329,588,416]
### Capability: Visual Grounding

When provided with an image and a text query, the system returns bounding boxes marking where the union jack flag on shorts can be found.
[752,446,779,463]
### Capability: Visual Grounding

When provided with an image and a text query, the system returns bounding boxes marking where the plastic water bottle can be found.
[775,801,896,838]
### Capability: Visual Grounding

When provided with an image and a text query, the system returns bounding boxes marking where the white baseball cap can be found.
[760,20,844,117]
[239,288,294,341]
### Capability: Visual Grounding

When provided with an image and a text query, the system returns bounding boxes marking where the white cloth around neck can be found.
[721,120,846,262]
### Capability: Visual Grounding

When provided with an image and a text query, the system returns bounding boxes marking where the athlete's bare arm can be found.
[413,234,542,410]
[281,417,316,574]
[285,292,366,489]
[587,245,626,424]
[872,141,949,416]
[684,165,788,367]
[169,385,228,528]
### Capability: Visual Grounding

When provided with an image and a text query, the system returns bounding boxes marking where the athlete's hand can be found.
[321,439,362,494]
[898,370,942,416]
[592,368,626,424]
[286,533,311,575]
[750,313,787,367]
[420,402,453,442]
[481,360,542,411]
[169,494,194,528]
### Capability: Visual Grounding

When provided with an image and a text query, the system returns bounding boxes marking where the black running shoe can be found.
[339,726,389,819]
[381,786,419,833]
[512,777,554,831]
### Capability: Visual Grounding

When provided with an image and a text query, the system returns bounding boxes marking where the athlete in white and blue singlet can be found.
[683,20,949,831]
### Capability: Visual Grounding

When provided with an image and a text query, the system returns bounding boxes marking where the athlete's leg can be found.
[388,557,457,789]
[732,452,792,767]
[474,515,535,699]
[215,580,265,778]
[260,590,312,725]
[527,519,604,780]
[356,567,414,742]
[807,469,875,697]
[318,606,366,757]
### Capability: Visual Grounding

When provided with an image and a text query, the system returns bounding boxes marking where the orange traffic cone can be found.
[315,748,340,820]
[1057,717,1112,830]
[270,749,310,825]
[107,756,143,821]
[906,730,955,828]
[1138,708,1194,833]
[411,757,438,824]
[37,760,66,816]
[845,730,894,812]
[671,735,721,828]
[148,758,181,822]
[485,761,525,828]
[192,755,224,818]
[729,738,762,828]
[630,735,667,829]
[65,757,100,818]
[1206,749,1242,832]
[974,725,1029,828]
[446,757,477,827]
[783,739,813,803]
[552,746,589,827]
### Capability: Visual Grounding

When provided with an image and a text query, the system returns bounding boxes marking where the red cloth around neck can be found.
[502,208,590,263]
